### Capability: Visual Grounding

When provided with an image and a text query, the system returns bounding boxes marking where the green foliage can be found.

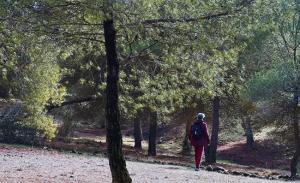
[23,115,57,140]
[1,0,286,138]
[243,65,285,101]
[115,0,257,121]
[11,45,65,140]
[17,50,64,111]
[243,0,300,101]
[0,101,37,144]
[238,0,300,149]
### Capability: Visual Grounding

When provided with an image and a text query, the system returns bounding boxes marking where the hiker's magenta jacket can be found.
[189,121,210,147]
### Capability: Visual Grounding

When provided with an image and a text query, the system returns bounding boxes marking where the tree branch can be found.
[130,0,255,26]
[46,95,98,111]
[120,41,159,63]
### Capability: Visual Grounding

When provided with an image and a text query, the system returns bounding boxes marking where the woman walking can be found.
[189,113,210,171]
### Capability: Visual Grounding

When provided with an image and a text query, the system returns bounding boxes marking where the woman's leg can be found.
[195,146,204,168]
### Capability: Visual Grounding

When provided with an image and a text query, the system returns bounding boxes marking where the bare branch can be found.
[128,0,255,26]
[46,95,98,111]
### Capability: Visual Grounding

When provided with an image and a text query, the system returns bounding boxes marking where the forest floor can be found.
[0,143,295,183]
[65,127,294,175]
[32,126,298,182]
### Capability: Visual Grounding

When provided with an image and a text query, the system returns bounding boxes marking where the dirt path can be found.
[0,145,294,183]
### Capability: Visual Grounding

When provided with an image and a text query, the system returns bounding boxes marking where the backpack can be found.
[191,123,203,140]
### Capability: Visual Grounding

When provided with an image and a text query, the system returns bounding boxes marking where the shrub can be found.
[0,101,57,144]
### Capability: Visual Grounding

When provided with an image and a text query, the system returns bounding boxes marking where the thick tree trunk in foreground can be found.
[291,92,299,178]
[134,112,143,149]
[207,97,220,164]
[104,19,132,183]
[245,116,254,149]
[148,111,157,156]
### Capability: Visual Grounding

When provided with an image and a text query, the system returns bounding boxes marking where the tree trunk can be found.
[207,96,220,164]
[0,85,9,98]
[182,119,192,155]
[134,112,143,150]
[148,111,157,156]
[204,145,210,163]
[104,19,132,183]
[291,92,299,178]
[245,116,254,149]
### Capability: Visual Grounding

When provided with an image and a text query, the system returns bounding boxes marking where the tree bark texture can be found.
[134,112,143,149]
[104,19,132,183]
[207,96,220,164]
[182,119,192,155]
[148,111,157,156]
[291,92,299,178]
[245,116,254,149]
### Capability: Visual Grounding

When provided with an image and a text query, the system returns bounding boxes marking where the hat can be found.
[196,113,205,120]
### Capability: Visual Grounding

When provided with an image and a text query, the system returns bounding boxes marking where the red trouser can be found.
[194,145,204,168]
